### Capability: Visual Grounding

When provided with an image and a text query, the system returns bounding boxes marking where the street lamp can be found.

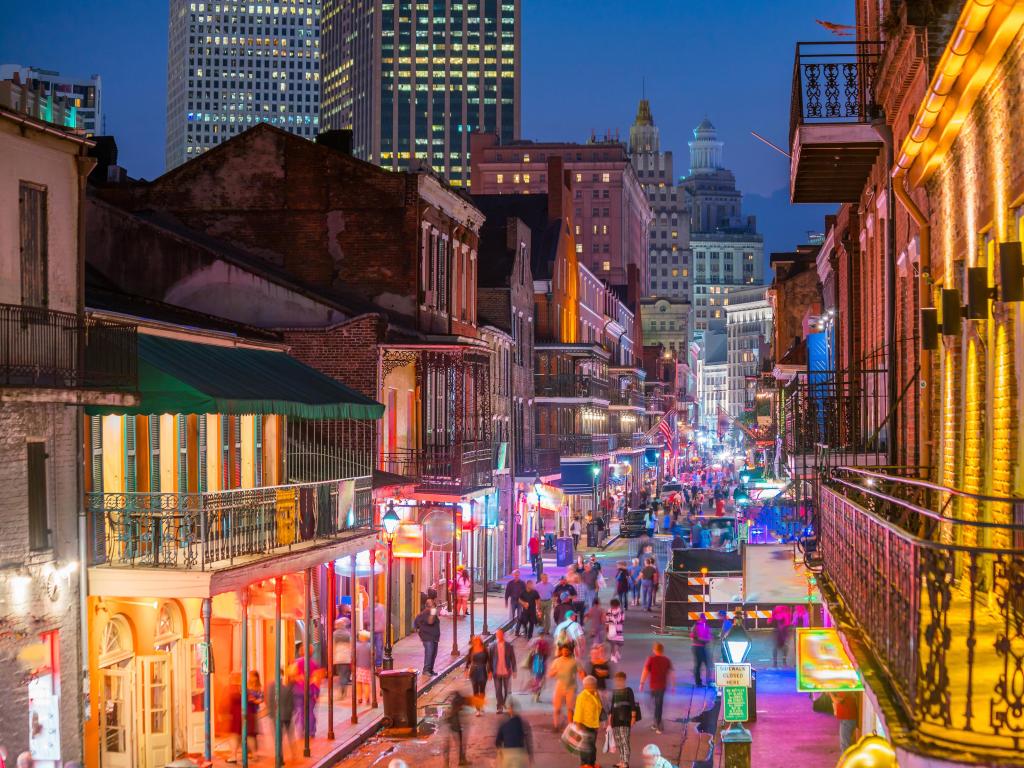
[722,621,752,664]
[591,464,600,520]
[533,473,542,553]
[381,502,400,671]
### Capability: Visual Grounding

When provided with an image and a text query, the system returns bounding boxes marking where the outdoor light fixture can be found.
[941,288,963,336]
[723,622,752,664]
[533,472,542,498]
[381,501,400,670]
[591,465,601,477]
[382,502,400,539]
[999,241,1024,301]
[920,307,939,350]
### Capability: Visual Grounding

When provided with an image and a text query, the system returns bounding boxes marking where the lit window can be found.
[602,261,611,271]
[602,225,608,235]
[523,153,530,163]
[523,173,530,183]
[575,173,582,182]
[602,173,610,183]
[496,173,504,184]
[575,225,580,235]
[513,173,520,183]
[576,244,583,253]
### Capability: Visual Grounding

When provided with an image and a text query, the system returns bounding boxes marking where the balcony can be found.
[87,478,373,571]
[536,433,612,463]
[380,441,493,495]
[535,373,609,401]
[0,303,137,396]
[789,41,884,203]
[610,388,645,408]
[818,468,1024,763]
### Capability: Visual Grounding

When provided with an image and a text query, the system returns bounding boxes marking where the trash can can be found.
[586,521,599,548]
[556,536,575,567]
[378,669,418,731]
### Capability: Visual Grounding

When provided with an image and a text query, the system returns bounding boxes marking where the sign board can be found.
[198,641,211,675]
[393,522,425,559]
[715,663,751,688]
[722,686,749,722]
[796,628,864,692]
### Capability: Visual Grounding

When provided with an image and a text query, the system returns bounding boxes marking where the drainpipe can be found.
[892,166,931,474]
[873,117,899,466]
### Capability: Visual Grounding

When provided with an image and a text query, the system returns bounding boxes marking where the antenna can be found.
[642,76,646,99]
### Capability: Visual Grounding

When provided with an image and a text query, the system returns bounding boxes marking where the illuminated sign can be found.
[393,523,425,559]
[796,628,864,692]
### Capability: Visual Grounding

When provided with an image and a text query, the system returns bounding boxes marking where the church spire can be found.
[635,96,654,127]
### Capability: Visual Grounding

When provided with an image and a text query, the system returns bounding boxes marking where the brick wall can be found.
[282,314,388,399]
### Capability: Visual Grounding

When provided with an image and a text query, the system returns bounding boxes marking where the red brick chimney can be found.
[547,155,566,223]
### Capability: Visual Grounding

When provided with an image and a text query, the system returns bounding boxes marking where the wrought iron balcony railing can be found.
[610,388,645,408]
[88,478,373,569]
[789,41,883,146]
[0,303,137,391]
[818,467,1024,762]
[534,373,610,401]
[380,441,493,493]
[535,433,612,461]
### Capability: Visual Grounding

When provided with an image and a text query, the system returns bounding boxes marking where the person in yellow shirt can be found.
[573,676,604,768]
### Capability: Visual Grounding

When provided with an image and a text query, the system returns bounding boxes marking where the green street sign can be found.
[723,685,749,722]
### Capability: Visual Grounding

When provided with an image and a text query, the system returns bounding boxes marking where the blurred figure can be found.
[465,635,490,715]
[223,672,243,763]
[535,572,555,634]
[495,698,533,768]
[689,615,713,686]
[524,633,551,701]
[246,670,264,759]
[414,598,441,676]
[355,630,373,704]
[609,671,639,768]
[573,676,603,768]
[444,690,469,767]
[333,616,352,695]
[489,628,517,713]
[15,754,31,768]
[641,743,676,768]
[548,644,583,731]
[639,642,674,734]
[455,565,472,617]
[266,669,297,761]
[605,598,625,663]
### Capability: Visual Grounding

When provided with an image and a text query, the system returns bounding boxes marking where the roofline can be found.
[0,105,95,148]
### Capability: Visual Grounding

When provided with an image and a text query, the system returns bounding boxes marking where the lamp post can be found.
[381,502,400,671]
[533,473,542,547]
[721,620,754,767]
[591,464,600,526]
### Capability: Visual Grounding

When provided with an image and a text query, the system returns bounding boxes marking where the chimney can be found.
[87,136,119,185]
[316,129,353,155]
[546,155,565,224]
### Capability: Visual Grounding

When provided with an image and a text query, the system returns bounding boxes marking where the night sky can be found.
[1,0,851,259]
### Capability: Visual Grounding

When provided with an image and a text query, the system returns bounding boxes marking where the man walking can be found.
[413,598,441,676]
[689,615,713,686]
[505,569,526,636]
[580,563,600,611]
[639,642,674,734]
[495,698,533,768]
[489,628,518,713]
[535,572,555,634]
[640,558,657,612]
[528,533,542,577]
[518,580,541,640]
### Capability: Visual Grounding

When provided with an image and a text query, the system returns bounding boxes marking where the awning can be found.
[86,334,384,419]
[561,461,597,495]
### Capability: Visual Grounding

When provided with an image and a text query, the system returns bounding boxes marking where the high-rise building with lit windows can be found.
[0,64,102,135]
[321,0,520,187]
[165,0,321,171]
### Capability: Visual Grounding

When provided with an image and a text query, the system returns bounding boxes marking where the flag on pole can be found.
[658,410,677,460]
[716,406,731,441]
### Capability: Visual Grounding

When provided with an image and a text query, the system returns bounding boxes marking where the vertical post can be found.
[384,538,395,669]
[482,521,489,635]
[241,586,250,768]
[303,567,312,757]
[722,724,752,768]
[349,553,358,724]
[369,547,379,707]
[327,562,336,739]
[469,515,476,634]
[451,504,460,656]
[274,579,282,768]
[202,597,212,763]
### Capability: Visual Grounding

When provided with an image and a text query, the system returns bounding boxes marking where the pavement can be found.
[332,538,844,768]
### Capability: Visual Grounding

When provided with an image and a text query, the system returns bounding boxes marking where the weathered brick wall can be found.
[0,403,83,761]
[281,314,388,399]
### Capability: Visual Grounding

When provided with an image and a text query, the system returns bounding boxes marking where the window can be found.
[575,173,582,182]
[496,173,504,184]
[576,243,583,253]
[28,441,50,550]
[602,173,610,183]
[19,182,48,307]
[522,153,530,163]
[523,173,531,183]
[602,261,611,272]
[513,173,520,183]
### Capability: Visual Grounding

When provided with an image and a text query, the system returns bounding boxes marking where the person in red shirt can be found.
[638,642,674,733]
[528,533,542,577]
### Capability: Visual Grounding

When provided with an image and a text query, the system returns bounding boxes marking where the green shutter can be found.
[148,415,160,492]
[90,415,103,493]
[124,417,137,493]
[177,414,188,492]
[197,415,207,493]
[221,415,230,489]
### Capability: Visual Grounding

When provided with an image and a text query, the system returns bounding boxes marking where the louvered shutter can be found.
[124,417,137,493]
[197,415,207,493]
[177,414,188,492]
[254,417,263,487]
[90,415,103,493]
[221,415,230,489]
[148,415,160,492]
[232,415,242,488]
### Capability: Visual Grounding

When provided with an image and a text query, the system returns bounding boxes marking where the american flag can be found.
[658,411,677,459]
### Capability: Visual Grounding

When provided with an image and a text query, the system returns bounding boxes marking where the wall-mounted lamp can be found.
[999,241,1024,302]
[920,308,939,350]
[966,267,995,319]
[941,288,962,336]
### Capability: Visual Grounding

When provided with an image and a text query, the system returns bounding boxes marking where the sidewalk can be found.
[203,591,513,768]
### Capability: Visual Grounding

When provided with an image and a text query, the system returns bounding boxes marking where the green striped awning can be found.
[86,334,383,420]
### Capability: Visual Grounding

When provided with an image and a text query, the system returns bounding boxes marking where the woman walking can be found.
[608,671,639,768]
[572,676,604,768]
[245,671,264,759]
[455,566,472,617]
[548,644,583,731]
[605,598,625,663]
[355,630,373,704]
[525,633,552,701]
[465,635,490,715]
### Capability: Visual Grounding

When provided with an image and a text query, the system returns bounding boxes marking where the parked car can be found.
[620,508,648,538]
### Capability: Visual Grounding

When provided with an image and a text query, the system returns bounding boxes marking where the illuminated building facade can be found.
[164,0,321,170]
[321,0,520,186]
[0,64,102,135]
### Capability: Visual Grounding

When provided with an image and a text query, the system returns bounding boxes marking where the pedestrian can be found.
[465,635,490,715]
[525,633,551,701]
[14,755,31,768]
[629,558,642,606]
[521,579,543,639]
[553,592,575,627]
[554,609,585,655]
[245,671,263,759]
[605,598,625,663]
[528,532,542,577]
[640,558,657,612]
[609,671,639,768]
[553,575,577,605]
[363,594,387,668]
[224,673,243,763]
[505,570,526,634]
[572,676,604,768]
[580,563,599,611]
[641,743,675,768]
[639,642,674,734]
[444,690,469,767]
[689,615,713,686]
[587,641,611,707]
[536,572,555,634]
[831,690,860,752]
[495,698,534,768]
[614,562,631,611]
[355,629,373,704]
[266,669,297,761]
[584,597,606,646]
[771,604,793,667]
[548,644,583,731]
[333,616,352,696]
[414,598,441,676]
[570,517,582,549]
[455,565,472,617]
[489,628,517,713]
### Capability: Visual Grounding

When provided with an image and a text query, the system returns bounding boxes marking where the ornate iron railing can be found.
[0,303,137,390]
[819,471,1024,760]
[534,373,610,401]
[789,41,883,146]
[610,388,645,408]
[87,478,373,569]
[380,440,493,493]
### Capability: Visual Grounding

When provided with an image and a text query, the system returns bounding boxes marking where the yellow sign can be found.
[276,488,297,546]
[796,628,863,692]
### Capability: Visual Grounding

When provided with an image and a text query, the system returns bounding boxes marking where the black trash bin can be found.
[586,521,599,547]
[378,669,418,732]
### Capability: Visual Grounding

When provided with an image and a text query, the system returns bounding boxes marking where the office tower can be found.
[321,0,520,186]
[0,64,102,135]
[165,0,321,171]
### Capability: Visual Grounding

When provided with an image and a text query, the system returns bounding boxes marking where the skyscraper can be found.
[321,0,520,186]
[165,0,321,171]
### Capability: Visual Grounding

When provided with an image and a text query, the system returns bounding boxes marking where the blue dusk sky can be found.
[0,0,853,259]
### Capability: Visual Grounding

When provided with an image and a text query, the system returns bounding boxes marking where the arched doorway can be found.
[153,602,187,759]
[99,615,135,768]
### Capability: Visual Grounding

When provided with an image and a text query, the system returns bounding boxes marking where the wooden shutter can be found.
[148,415,161,492]
[27,441,49,550]
[177,414,188,493]
[124,417,137,493]
[232,415,242,488]
[220,415,230,489]
[254,417,263,487]
[197,415,207,493]
[90,415,104,494]
[18,182,48,308]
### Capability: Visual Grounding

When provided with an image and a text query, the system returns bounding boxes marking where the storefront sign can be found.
[393,522,425,559]
[715,663,751,688]
[275,488,297,545]
[722,686,748,722]
[796,628,864,692]
[197,641,211,675]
